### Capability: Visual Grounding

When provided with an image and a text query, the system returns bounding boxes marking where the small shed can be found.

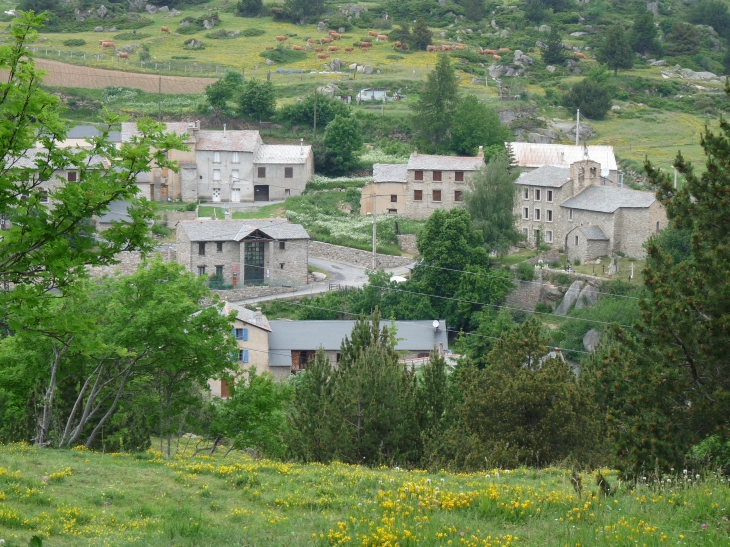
[356,88,388,102]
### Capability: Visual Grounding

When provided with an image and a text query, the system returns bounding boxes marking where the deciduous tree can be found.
[562,78,613,120]
[450,95,511,156]
[238,78,276,120]
[322,115,363,175]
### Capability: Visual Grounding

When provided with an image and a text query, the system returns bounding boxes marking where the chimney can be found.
[187,122,195,136]
[413,148,418,157]
[477,145,484,158]
[223,123,226,136]
[300,137,303,155]
[255,307,263,325]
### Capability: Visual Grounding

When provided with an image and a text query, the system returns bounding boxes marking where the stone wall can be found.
[160,210,196,228]
[211,286,297,302]
[397,234,419,255]
[309,241,413,269]
[505,277,543,312]
[86,247,176,277]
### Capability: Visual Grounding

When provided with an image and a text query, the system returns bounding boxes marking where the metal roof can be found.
[407,152,485,171]
[267,319,449,366]
[515,165,570,188]
[578,225,609,241]
[373,163,408,183]
[508,143,618,171]
[254,144,311,164]
[4,148,109,170]
[224,302,272,332]
[67,125,122,142]
[178,219,310,242]
[195,130,261,152]
[561,186,656,213]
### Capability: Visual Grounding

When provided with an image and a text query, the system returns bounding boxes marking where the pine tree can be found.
[630,12,660,55]
[597,25,634,76]
[411,54,460,149]
[524,0,548,23]
[542,28,567,66]
[411,19,433,51]
[665,22,701,57]
[562,78,613,119]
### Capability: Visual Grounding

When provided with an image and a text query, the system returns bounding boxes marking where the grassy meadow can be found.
[0,443,728,547]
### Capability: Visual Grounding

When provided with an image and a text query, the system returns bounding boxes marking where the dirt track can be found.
[30,59,216,94]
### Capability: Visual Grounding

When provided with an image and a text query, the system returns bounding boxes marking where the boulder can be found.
[97,5,108,17]
[338,27,345,33]
[330,58,341,71]
[203,19,214,29]
[94,26,104,32]
[317,21,327,32]
[500,29,509,38]
[582,329,600,352]
[539,25,551,32]
[488,64,506,78]
[232,30,240,36]
[128,0,145,10]
[543,282,563,301]
[513,50,533,65]
[312,271,327,281]
[179,20,190,26]
[527,132,553,144]
[535,40,545,49]
[679,68,719,81]
[611,105,620,110]
[646,2,659,16]
[574,283,600,310]
[491,19,499,29]
[184,39,204,49]
[546,65,556,73]
[570,31,589,37]
[159,5,169,12]
[76,16,85,21]
[146,4,158,14]
[497,109,518,124]
[555,280,584,316]
[363,64,373,74]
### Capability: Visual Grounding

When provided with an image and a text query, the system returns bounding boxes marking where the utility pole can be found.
[313,89,318,140]
[575,108,580,146]
[674,167,678,189]
[158,75,162,121]
[372,193,377,270]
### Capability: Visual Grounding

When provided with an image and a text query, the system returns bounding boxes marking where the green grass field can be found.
[0,443,728,547]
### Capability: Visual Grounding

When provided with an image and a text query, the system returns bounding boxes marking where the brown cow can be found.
[292,45,305,51]
[161,26,170,34]
[427,45,438,52]
[573,52,586,59]
[368,31,378,37]
[101,41,115,48]
[314,47,323,52]
[376,34,389,41]
[328,46,340,52]
[307,38,318,44]
[499,47,510,52]
[359,42,372,48]
[320,37,333,44]
[330,32,341,40]
[454,44,467,50]
[118,52,129,59]
[493,54,502,60]
[483,49,497,55]
[344,47,354,52]
[440,44,452,51]
[317,53,330,59]
[275,36,288,42]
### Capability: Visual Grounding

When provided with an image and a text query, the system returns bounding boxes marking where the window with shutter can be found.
[285,167,293,178]
[414,170,423,181]
[258,167,266,178]
[243,328,248,341]
[455,171,464,182]
[432,170,442,182]
[243,349,249,363]
[414,190,423,201]
[433,190,442,201]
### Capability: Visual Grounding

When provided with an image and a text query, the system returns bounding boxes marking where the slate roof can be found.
[178,219,310,242]
[67,125,122,142]
[4,148,109,170]
[121,122,191,142]
[224,302,272,332]
[407,152,485,171]
[508,143,618,171]
[578,225,609,241]
[195,130,261,152]
[254,144,311,164]
[561,186,656,213]
[373,163,408,183]
[267,320,449,367]
[515,165,571,188]
[97,200,152,226]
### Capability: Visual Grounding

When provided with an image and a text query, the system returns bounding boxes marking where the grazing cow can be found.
[499,47,510,52]
[101,41,115,48]
[328,46,340,52]
[118,52,129,59]
[427,45,438,52]
[307,38,318,44]
[320,37,333,44]
[440,44,452,51]
[359,42,372,48]
[292,45,305,51]
[344,47,354,52]
[317,53,330,59]
[400,43,408,50]
[484,49,497,55]
[275,36,288,42]
[265,46,274,50]
[330,32,341,40]
[376,34,389,41]
[454,44,467,50]
[493,54,502,60]
[573,52,586,59]
[368,31,378,37]
[394,41,401,48]
[161,26,170,34]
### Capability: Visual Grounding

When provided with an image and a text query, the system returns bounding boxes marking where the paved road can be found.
[231,256,411,306]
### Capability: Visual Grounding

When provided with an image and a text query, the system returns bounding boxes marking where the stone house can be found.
[176,219,310,287]
[514,159,666,261]
[121,121,314,203]
[508,142,619,183]
[360,149,485,220]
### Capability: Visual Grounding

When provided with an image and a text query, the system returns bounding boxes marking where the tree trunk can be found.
[36,339,72,446]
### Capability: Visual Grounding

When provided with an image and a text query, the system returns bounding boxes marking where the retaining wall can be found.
[397,234,419,255]
[308,241,413,269]
[86,247,177,277]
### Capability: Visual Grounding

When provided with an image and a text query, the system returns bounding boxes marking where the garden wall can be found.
[397,234,419,255]
[160,210,197,227]
[86,247,177,277]
[309,241,414,269]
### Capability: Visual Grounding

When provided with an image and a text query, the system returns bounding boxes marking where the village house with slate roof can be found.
[360,148,485,219]
[121,121,313,202]
[514,157,666,262]
[176,219,310,288]
[508,142,620,183]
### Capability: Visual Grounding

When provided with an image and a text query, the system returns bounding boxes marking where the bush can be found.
[242,28,265,37]
[258,47,307,64]
[573,258,581,266]
[62,38,86,47]
[237,0,263,17]
[562,78,613,120]
[535,302,553,314]
[278,93,351,128]
[517,261,535,281]
[151,223,171,237]
[238,78,276,121]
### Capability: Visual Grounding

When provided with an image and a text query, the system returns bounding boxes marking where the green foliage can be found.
[464,153,522,256]
[562,78,613,120]
[651,226,692,265]
[205,70,244,113]
[278,92,351,128]
[238,78,276,121]
[630,12,661,55]
[597,25,634,76]
[388,23,411,45]
[686,434,730,467]
[517,261,535,281]
[524,0,549,23]
[283,0,325,23]
[236,0,263,17]
[450,96,511,156]
[242,28,266,37]
[460,0,483,22]
[321,115,364,175]
[665,22,701,57]
[62,38,85,47]
[411,19,433,51]
[689,0,730,38]
[542,28,567,66]
[258,47,307,64]
[411,54,460,150]
[151,222,171,237]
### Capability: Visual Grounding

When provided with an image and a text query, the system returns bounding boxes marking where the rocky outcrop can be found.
[574,283,600,309]
[555,280,584,316]
[583,329,600,352]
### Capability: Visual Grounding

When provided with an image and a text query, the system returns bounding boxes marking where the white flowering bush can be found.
[359,149,409,165]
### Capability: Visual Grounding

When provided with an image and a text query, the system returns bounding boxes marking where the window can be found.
[390,194,397,203]
[547,190,553,202]
[280,262,285,269]
[656,221,660,233]
[238,349,249,363]
[234,328,249,341]
[535,208,541,220]
[258,167,266,178]
[455,171,464,182]
[523,207,529,220]
[387,208,397,214]
[220,380,231,398]
[414,190,423,201]
[336,353,341,363]
[454,190,462,202]
[547,209,553,222]
[231,169,239,180]
[198,242,206,256]
[213,151,221,163]
[232,151,240,163]
[285,167,293,178]
[216,242,223,252]
[40,190,48,203]
[67,171,77,182]
[590,167,597,177]
[432,170,442,182]
[569,208,573,220]
[197,266,206,276]
[285,189,290,196]
[523,188,529,200]
[433,190,442,201]
[535,189,541,201]
[575,235,579,246]
[215,265,223,277]
[279,241,286,250]
[414,170,423,181]
[545,230,553,243]
[213,169,221,181]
